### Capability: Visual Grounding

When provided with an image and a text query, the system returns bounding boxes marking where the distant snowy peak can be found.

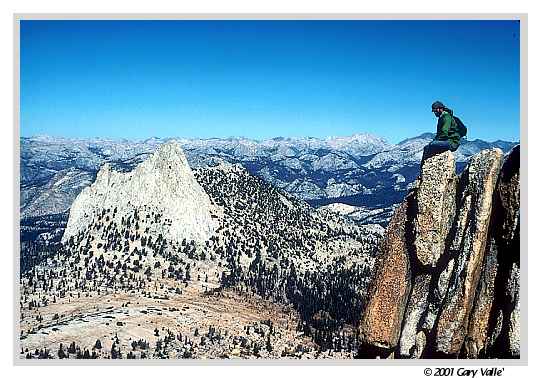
[22,132,393,159]
[325,133,390,150]
[260,133,391,155]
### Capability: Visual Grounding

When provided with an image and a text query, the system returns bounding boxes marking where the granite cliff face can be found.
[359,145,520,358]
[62,141,219,245]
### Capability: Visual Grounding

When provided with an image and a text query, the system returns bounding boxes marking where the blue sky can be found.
[20,20,520,143]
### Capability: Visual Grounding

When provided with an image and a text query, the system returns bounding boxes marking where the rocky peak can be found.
[62,141,218,245]
[359,146,520,358]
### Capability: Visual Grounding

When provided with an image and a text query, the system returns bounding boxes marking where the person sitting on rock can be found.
[422,101,462,160]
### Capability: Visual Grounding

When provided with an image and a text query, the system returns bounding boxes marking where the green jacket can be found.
[435,110,461,151]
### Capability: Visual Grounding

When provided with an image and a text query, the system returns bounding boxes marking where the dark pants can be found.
[422,140,454,161]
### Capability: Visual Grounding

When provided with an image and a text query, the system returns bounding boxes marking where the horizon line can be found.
[20,133,519,145]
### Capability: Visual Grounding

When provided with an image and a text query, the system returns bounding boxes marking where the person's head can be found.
[431,101,445,118]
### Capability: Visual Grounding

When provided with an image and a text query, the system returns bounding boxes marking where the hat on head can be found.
[431,101,445,110]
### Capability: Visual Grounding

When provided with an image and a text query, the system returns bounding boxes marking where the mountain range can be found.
[21,133,517,233]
